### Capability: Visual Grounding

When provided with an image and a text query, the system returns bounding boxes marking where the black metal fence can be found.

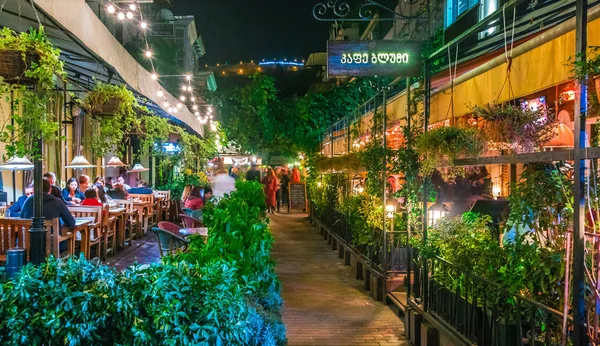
[410,253,571,345]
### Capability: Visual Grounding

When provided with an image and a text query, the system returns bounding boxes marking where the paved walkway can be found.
[270,213,407,346]
[108,233,161,271]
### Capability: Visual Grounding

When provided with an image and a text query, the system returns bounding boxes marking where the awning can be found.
[0,0,204,137]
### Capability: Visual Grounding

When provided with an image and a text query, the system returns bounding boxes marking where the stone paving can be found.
[108,233,161,271]
[270,213,408,346]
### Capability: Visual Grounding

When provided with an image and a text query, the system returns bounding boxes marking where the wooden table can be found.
[179,227,208,237]
[71,217,94,258]
[109,207,126,249]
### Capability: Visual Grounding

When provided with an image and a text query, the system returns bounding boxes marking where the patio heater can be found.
[127,163,150,185]
[0,156,34,200]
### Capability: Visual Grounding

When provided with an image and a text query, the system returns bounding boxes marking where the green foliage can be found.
[83,83,143,158]
[471,102,557,153]
[157,172,210,201]
[139,115,172,159]
[415,125,484,176]
[0,27,65,160]
[412,212,565,309]
[0,181,285,345]
[569,45,600,82]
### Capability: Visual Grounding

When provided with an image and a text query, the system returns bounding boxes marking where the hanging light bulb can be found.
[180,96,186,101]
[192,105,198,110]
[181,85,186,90]
[107,5,116,13]
[173,108,178,113]
[126,11,134,19]
[129,3,137,11]
[177,103,183,109]
[163,101,169,108]
[145,50,152,58]
[190,97,195,102]
[167,107,173,112]
[117,12,125,20]
[194,111,200,116]
[156,90,163,97]
[186,75,192,81]
[209,114,213,119]
[151,73,157,80]
[187,86,193,92]
[140,22,148,29]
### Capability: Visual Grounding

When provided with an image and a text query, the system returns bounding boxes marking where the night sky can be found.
[171,1,330,65]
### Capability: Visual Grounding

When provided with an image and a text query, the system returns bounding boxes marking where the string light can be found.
[107,5,115,13]
[180,96,186,101]
[190,97,195,102]
[163,102,169,108]
[192,105,198,110]
[126,11,134,19]
[140,22,147,29]
[129,4,136,11]
[186,75,192,81]
[156,90,163,97]
[151,73,157,80]
[145,50,152,57]
[117,12,125,20]
[195,111,200,116]
[177,103,183,109]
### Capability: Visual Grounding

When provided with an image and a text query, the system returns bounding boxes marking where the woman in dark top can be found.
[107,182,129,200]
[62,177,83,205]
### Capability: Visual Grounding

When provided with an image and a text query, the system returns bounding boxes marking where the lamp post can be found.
[29,138,46,264]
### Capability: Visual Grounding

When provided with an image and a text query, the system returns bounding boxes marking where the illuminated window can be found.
[445,0,497,29]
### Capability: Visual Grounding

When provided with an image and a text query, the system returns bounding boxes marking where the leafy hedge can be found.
[0,181,285,346]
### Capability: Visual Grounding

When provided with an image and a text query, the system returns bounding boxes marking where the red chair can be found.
[158,221,182,235]
[179,215,202,229]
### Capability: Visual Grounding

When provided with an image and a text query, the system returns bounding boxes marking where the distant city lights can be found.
[259,61,304,67]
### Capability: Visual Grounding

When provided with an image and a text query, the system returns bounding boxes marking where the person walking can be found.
[246,163,261,182]
[279,168,291,213]
[262,167,278,214]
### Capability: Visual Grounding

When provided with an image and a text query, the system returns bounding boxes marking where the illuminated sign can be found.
[162,143,181,153]
[150,23,175,37]
[258,61,304,67]
[327,40,422,77]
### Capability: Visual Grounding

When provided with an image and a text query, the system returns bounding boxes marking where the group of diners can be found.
[180,184,213,211]
[8,172,156,226]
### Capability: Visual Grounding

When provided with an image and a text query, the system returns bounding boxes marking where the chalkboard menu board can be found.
[289,183,306,210]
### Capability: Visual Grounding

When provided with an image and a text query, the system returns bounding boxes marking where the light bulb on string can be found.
[173,108,178,113]
[167,107,173,112]
[163,102,169,108]
[107,5,116,13]
[181,85,186,90]
[190,97,195,102]
[177,103,183,109]
[180,96,186,101]
[129,4,136,11]
[156,90,163,97]
[117,12,125,20]
[126,12,134,19]
[151,73,157,80]
[186,75,192,81]
[145,51,152,58]
[194,111,200,116]
[192,105,198,110]
[140,22,147,29]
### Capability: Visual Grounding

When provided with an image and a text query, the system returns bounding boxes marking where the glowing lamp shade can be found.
[127,164,149,173]
[0,156,34,171]
[65,155,95,169]
[427,202,449,227]
[103,156,127,167]
[223,157,233,165]
[353,182,365,194]
[385,203,396,219]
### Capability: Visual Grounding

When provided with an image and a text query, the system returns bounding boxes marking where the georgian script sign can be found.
[289,183,307,211]
[150,23,175,37]
[327,40,421,77]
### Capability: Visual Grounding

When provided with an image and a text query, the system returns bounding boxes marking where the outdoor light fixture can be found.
[223,157,233,165]
[186,75,192,81]
[385,202,396,220]
[107,5,116,13]
[194,111,199,116]
[126,12,134,19]
[129,3,136,11]
[192,105,198,110]
[117,12,125,20]
[177,103,183,109]
[145,51,152,57]
[0,157,34,171]
[163,102,169,108]
[353,181,365,194]
[167,107,173,113]
[151,73,157,80]
[127,164,149,173]
[492,184,501,199]
[191,97,195,102]
[103,156,127,167]
[156,90,163,97]
[65,155,95,169]
[180,96,186,101]
[427,201,449,227]
[140,22,147,29]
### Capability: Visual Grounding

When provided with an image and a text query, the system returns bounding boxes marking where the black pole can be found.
[406,77,412,306]
[422,60,431,311]
[382,90,388,280]
[29,136,46,264]
[572,0,588,342]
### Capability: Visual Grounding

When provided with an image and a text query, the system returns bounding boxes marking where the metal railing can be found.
[410,253,571,345]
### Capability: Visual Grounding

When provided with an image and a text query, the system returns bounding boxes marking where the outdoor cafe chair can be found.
[179,214,202,229]
[190,209,203,221]
[113,198,141,243]
[0,218,73,262]
[154,190,171,221]
[129,193,156,232]
[67,205,104,260]
[152,227,189,257]
[158,221,182,235]
[182,207,194,216]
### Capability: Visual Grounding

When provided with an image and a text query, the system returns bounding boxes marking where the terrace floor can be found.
[270,213,408,346]
[109,233,161,271]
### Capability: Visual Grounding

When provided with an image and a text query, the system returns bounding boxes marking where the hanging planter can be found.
[0,50,39,84]
[570,46,600,101]
[83,83,132,116]
[87,96,122,116]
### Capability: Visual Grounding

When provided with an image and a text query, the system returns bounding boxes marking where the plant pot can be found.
[0,50,39,84]
[90,96,122,116]
[594,75,600,102]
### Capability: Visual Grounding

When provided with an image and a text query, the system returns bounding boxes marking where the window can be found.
[445,0,480,27]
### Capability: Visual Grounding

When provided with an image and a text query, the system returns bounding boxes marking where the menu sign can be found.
[289,183,306,210]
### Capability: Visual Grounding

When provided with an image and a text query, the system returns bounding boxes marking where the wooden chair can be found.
[152,227,188,257]
[129,193,155,233]
[67,206,103,260]
[44,218,76,260]
[154,191,171,221]
[113,199,140,244]
[180,215,202,229]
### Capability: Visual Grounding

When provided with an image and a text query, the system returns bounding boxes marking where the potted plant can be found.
[82,83,143,157]
[0,27,63,86]
[570,45,600,100]
[0,27,64,160]
[471,102,557,154]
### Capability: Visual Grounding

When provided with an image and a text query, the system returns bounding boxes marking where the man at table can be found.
[8,183,34,217]
[78,175,91,197]
[117,176,131,191]
[21,179,75,227]
[127,180,153,194]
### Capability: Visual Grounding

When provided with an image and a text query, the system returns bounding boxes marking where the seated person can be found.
[127,180,153,195]
[8,183,34,217]
[107,182,129,200]
[184,186,204,210]
[203,186,214,204]
[117,176,131,191]
[94,182,116,207]
[21,179,75,227]
[81,188,103,207]
[43,172,64,202]
[105,177,115,190]
[62,177,84,205]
